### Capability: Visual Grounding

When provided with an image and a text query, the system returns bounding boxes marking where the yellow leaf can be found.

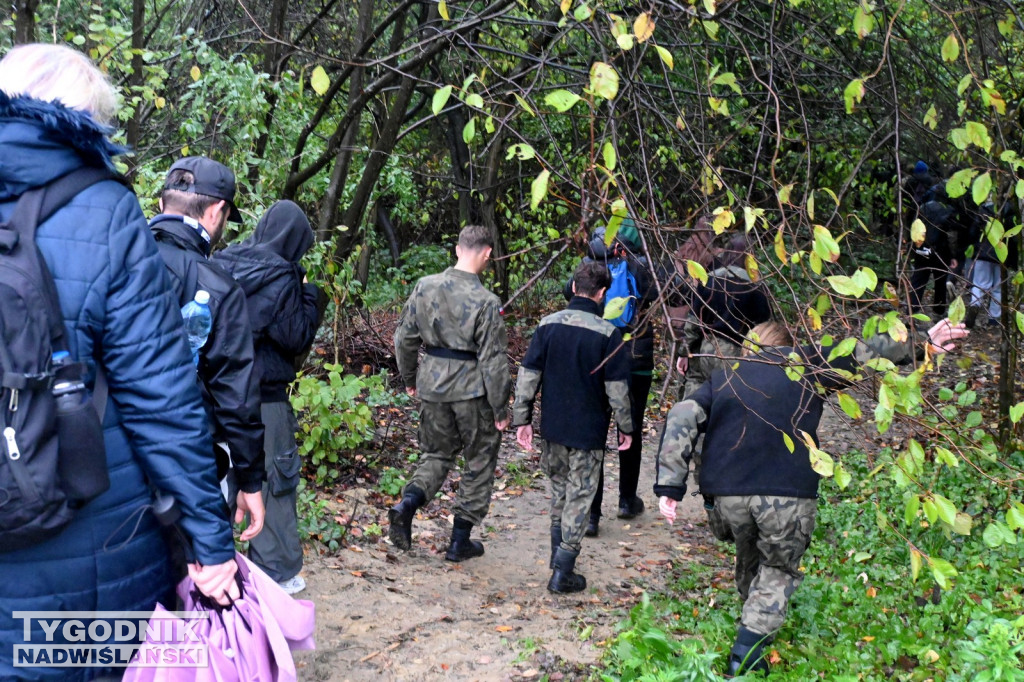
[774,228,787,264]
[589,62,619,100]
[911,218,926,246]
[910,549,922,581]
[654,45,674,70]
[745,254,759,282]
[438,0,449,20]
[675,115,686,130]
[310,65,330,96]
[703,0,717,15]
[686,260,708,286]
[778,183,793,204]
[190,65,201,81]
[560,0,571,14]
[633,13,655,42]
[711,208,733,234]
[154,96,166,109]
[495,625,513,632]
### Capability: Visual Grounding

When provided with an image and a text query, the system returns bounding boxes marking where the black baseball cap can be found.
[165,156,243,223]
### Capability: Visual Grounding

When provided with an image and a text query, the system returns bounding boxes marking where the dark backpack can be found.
[0,168,116,552]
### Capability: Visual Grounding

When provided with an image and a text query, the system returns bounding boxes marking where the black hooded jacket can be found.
[150,215,266,492]
[214,201,328,403]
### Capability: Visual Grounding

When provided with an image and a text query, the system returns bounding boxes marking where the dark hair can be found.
[458,224,494,251]
[574,261,611,297]
[160,169,222,219]
[717,234,750,269]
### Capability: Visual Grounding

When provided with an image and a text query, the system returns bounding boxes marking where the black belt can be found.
[424,346,478,361]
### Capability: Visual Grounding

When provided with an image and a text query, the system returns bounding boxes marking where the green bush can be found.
[295,479,345,552]
[289,363,393,486]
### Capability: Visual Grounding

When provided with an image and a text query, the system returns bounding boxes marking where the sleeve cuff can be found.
[653,484,686,502]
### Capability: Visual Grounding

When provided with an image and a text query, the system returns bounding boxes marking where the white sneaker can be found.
[277,575,306,595]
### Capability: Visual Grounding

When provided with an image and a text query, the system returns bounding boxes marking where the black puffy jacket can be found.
[214,201,327,403]
[150,216,266,492]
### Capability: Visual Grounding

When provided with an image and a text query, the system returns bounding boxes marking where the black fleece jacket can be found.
[214,201,328,402]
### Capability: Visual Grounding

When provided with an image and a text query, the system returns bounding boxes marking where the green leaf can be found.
[654,45,674,70]
[465,93,484,109]
[462,117,476,144]
[910,549,922,581]
[922,497,938,524]
[432,85,453,115]
[965,121,993,153]
[310,65,330,95]
[686,260,709,286]
[1016,310,1024,335]
[573,2,592,21]
[1006,503,1024,531]
[512,93,535,116]
[852,5,875,39]
[952,512,972,536]
[589,62,619,100]
[505,143,535,161]
[603,297,631,320]
[801,431,834,477]
[838,392,862,419]
[782,433,795,454]
[602,141,617,171]
[530,169,550,210]
[922,105,938,130]
[972,172,993,205]
[702,20,719,39]
[941,33,960,62]
[827,275,865,298]
[812,225,840,262]
[827,337,857,362]
[965,411,982,428]
[546,227,560,240]
[905,494,920,526]
[844,79,865,114]
[1010,402,1024,424]
[945,168,976,199]
[545,89,581,112]
[834,463,852,489]
[983,522,1015,548]
[713,72,741,94]
[928,557,957,590]
[616,33,634,50]
[948,296,965,326]
[934,446,959,468]
[932,494,957,526]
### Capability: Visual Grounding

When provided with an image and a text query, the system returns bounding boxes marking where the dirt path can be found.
[295,435,706,682]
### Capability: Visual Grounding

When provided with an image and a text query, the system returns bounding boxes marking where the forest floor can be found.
[293,309,1008,681]
[293,419,712,682]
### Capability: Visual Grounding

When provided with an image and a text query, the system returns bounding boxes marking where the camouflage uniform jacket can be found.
[513,297,633,450]
[655,332,927,501]
[395,267,510,413]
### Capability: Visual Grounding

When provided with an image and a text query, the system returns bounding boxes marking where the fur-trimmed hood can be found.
[0,90,124,201]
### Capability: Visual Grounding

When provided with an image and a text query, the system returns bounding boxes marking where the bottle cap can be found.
[194,290,211,305]
[52,350,70,363]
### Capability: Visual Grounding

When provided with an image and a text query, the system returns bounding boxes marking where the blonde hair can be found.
[0,44,118,125]
[743,321,793,355]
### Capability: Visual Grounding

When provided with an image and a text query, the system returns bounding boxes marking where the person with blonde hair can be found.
[0,44,238,680]
[655,317,967,676]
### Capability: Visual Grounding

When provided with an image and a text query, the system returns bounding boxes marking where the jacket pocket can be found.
[269,446,301,497]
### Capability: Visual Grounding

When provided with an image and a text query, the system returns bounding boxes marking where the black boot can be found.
[445,517,485,562]
[617,495,645,519]
[549,525,562,569]
[726,627,772,676]
[585,513,600,537]
[548,547,587,594]
[964,305,980,329]
[387,485,425,551]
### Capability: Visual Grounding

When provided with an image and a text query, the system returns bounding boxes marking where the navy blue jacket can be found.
[0,93,234,679]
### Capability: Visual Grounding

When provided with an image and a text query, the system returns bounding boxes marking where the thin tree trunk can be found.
[124,0,145,174]
[14,0,39,44]
[317,0,376,241]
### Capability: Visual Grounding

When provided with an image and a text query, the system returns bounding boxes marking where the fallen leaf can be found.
[496,625,513,632]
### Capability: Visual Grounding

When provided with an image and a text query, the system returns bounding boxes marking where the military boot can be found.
[726,626,772,676]
[584,512,600,537]
[964,305,980,329]
[445,517,485,562]
[387,485,425,551]
[549,525,562,569]
[548,547,587,594]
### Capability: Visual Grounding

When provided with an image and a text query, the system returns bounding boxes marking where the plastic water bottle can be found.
[181,290,212,366]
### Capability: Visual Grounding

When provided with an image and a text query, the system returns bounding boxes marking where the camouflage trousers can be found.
[406,397,501,526]
[681,336,742,488]
[541,441,603,552]
[705,495,817,636]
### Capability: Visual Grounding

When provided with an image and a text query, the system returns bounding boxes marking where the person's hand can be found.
[676,356,688,374]
[928,319,969,353]
[495,415,511,431]
[516,425,534,451]
[659,496,677,524]
[235,490,265,541]
[950,259,958,270]
[617,432,633,452]
[188,559,241,606]
[405,386,417,397]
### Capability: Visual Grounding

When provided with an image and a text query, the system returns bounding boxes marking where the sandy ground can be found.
[294,437,706,682]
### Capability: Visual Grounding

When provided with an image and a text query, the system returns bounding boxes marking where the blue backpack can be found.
[605,259,639,328]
